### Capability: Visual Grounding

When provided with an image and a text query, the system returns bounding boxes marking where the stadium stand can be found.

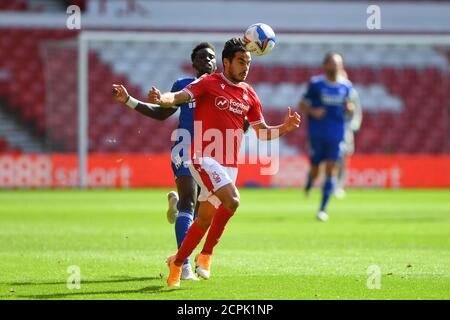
[0,24,448,154]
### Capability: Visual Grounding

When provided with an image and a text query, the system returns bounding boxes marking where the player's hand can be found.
[284,107,301,132]
[147,86,162,105]
[112,84,129,104]
[345,101,354,114]
[310,107,326,119]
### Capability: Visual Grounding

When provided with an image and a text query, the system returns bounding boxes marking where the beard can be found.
[233,71,247,82]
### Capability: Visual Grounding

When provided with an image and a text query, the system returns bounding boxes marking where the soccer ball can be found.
[243,23,276,56]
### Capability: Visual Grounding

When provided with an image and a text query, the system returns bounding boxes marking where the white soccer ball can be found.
[243,23,276,56]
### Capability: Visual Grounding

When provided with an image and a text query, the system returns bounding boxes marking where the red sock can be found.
[201,205,234,255]
[175,220,207,265]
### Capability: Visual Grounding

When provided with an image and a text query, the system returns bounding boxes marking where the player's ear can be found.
[223,58,230,69]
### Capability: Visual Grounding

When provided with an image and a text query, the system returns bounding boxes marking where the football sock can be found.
[201,205,234,255]
[320,176,335,212]
[175,210,193,266]
[175,219,207,266]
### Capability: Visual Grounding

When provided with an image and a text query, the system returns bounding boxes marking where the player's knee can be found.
[224,196,240,213]
[177,196,195,213]
[197,215,212,230]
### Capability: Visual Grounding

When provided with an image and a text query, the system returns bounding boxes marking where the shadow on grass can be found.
[5,275,161,286]
[4,276,187,299]
[13,284,174,299]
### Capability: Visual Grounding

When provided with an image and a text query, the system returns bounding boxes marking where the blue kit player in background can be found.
[112,42,217,279]
[299,52,354,221]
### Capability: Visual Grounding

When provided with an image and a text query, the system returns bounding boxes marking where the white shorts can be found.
[188,157,238,209]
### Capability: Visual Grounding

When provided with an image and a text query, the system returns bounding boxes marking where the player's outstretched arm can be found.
[147,86,191,108]
[252,107,301,141]
[112,84,176,121]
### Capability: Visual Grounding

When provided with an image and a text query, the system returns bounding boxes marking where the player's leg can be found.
[317,139,341,221]
[167,158,238,285]
[171,159,223,267]
[191,159,239,279]
[174,175,199,280]
[167,159,191,224]
[167,199,215,287]
[305,165,320,195]
[305,137,322,195]
[193,183,239,280]
[335,130,353,198]
[166,191,179,224]
[335,154,348,199]
[174,199,216,264]
[318,160,338,218]
[201,181,239,255]
[195,168,239,279]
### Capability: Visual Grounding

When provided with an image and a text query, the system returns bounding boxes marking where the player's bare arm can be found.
[344,100,354,117]
[112,84,176,120]
[253,107,301,140]
[299,100,326,119]
[147,86,191,108]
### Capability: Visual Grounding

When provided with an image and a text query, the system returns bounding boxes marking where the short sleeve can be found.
[170,80,181,93]
[247,91,265,126]
[182,74,209,100]
[302,80,317,106]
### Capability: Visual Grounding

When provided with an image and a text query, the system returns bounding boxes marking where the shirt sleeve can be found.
[302,80,316,106]
[170,80,180,93]
[247,90,265,126]
[182,74,209,100]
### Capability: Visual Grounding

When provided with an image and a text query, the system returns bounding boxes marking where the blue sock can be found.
[175,210,194,266]
[305,171,313,193]
[320,177,335,212]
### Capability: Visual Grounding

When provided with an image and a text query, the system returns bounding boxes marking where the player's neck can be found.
[325,74,338,83]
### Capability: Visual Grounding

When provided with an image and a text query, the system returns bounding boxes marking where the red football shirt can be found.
[183,73,264,167]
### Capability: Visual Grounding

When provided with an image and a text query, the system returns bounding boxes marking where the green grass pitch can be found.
[0,188,449,300]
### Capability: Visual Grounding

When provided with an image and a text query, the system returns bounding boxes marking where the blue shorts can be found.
[308,136,344,166]
[171,160,191,178]
[171,144,192,178]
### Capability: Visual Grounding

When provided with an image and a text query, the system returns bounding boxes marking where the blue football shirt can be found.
[303,75,352,141]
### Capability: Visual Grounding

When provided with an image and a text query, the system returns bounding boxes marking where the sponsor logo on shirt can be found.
[215,96,250,115]
[321,93,346,105]
[215,96,229,110]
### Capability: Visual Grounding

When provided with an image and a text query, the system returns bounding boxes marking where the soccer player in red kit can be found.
[148,38,301,287]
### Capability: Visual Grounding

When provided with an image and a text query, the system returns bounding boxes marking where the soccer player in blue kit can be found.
[299,52,354,221]
[112,42,217,279]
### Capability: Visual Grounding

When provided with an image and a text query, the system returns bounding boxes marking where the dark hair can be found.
[323,52,344,65]
[191,42,216,63]
[222,38,246,64]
